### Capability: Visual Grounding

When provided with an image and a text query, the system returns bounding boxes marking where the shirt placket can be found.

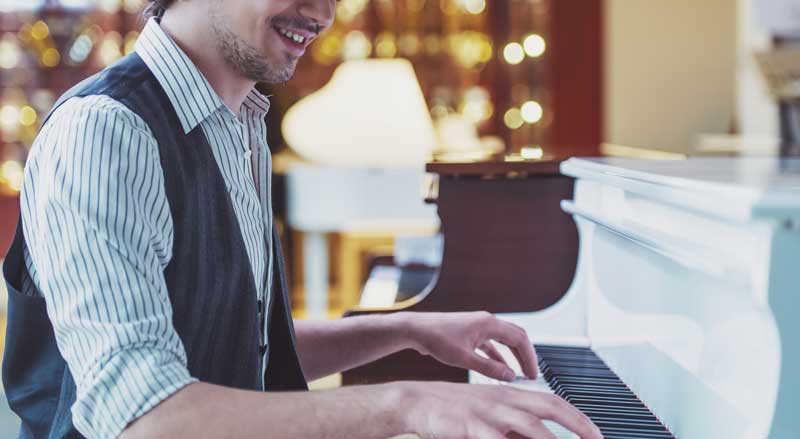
[233,116,268,383]
[251,117,273,389]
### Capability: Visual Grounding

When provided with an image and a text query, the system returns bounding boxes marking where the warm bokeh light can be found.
[398,33,421,57]
[461,0,486,15]
[460,87,493,123]
[449,32,493,69]
[124,31,139,56]
[312,32,343,65]
[375,32,397,58]
[98,0,121,13]
[30,20,49,41]
[19,106,37,127]
[503,108,524,129]
[521,100,543,123]
[98,32,123,66]
[0,105,20,129]
[337,0,369,24]
[523,34,546,58]
[0,35,20,69]
[520,146,544,160]
[343,31,372,60]
[123,0,145,14]
[40,48,60,67]
[0,160,24,194]
[503,42,525,65]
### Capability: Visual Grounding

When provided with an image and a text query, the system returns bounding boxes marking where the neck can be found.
[159,8,254,114]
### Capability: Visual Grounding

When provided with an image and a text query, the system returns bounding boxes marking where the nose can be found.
[298,0,335,33]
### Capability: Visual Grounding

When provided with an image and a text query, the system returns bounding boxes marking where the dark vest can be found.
[1,53,307,439]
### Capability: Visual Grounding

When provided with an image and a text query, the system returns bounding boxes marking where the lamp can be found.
[282,59,437,167]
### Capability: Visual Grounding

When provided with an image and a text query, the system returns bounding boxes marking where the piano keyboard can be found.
[474,344,676,439]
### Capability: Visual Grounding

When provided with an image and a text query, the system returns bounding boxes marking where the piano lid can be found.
[561,157,800,224]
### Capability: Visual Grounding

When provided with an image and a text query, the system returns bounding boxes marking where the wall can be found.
[736,0,779,140]
[604,0,737,153]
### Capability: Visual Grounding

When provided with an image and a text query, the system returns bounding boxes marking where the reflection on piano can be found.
[472,157,800,438]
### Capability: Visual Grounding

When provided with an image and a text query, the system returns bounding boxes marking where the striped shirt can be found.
[20,18,274,438]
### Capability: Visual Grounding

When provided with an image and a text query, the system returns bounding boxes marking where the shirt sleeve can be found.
[21,95,197,439]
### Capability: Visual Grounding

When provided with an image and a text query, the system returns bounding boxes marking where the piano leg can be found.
[303,231,329,319]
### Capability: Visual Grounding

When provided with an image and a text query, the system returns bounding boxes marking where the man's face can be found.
[208,0,336,83]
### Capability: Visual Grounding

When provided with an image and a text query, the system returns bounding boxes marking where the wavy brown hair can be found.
[143,0,176,19]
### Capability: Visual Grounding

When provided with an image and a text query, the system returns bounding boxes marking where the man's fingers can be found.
[512,391,602,439]
[489,408,557,439]
[518,420,558,439]
[468,352,516,381]
[486,321,539,379]
[511,344,538,379]
[478,342,510,369]
[467,422,506,439]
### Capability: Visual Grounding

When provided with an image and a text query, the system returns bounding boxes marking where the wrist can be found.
[377,382,419,436]
[387,312,425,354]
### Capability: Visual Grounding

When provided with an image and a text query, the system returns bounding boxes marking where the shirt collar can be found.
[135,18,270,133]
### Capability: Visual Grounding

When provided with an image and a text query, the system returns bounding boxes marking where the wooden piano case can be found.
[342,159,579,385]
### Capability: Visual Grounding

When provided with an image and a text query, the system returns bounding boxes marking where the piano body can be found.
[472,157,799,438]
[343,157,581,384]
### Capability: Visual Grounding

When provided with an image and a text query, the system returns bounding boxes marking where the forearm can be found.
[294,312,417,380]
[121,381,408,439]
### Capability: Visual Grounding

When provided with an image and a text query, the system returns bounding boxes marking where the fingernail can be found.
[503,370,515,381]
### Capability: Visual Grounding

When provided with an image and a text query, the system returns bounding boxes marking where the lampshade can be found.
[282,59,437,167]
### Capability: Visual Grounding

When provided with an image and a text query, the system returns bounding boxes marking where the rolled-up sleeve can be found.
[21,96,197,438]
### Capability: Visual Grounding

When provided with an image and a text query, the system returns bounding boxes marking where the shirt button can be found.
[244,150,252,160]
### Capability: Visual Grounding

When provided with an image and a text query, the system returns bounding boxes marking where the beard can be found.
[209,4,296,83]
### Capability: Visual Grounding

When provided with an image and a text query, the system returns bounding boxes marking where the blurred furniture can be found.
[334,225,439,312]
[282,60,437,167]
[342,155,580,384]
[282,60,440,319]
[286,165,439,318]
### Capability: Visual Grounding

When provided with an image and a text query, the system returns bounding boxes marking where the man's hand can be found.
[121,380,602,439]
[397,381,603,439]
[404,311,538,381]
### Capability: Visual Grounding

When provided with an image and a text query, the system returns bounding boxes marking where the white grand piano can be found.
[472,157,799,438]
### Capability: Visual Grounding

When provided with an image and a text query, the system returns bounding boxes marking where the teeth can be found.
[277,28,306,44]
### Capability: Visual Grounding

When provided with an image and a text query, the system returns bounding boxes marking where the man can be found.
[1,0,602,438]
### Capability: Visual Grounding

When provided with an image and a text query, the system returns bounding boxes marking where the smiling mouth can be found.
[275,27,310,45]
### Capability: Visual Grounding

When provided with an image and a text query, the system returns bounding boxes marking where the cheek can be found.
[222,2,269,40]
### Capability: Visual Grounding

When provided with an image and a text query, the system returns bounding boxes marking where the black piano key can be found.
[573,405,657,419]
[558,384,633,396]
[551,377,629,387]
[601,431,674,439]
[579,409,662,421]
[560,390,641,400]
[593,419,671,431]
[554,388,640,402]
[567,397,648,409]
[599,427,674,438]
[546,372,623,383]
